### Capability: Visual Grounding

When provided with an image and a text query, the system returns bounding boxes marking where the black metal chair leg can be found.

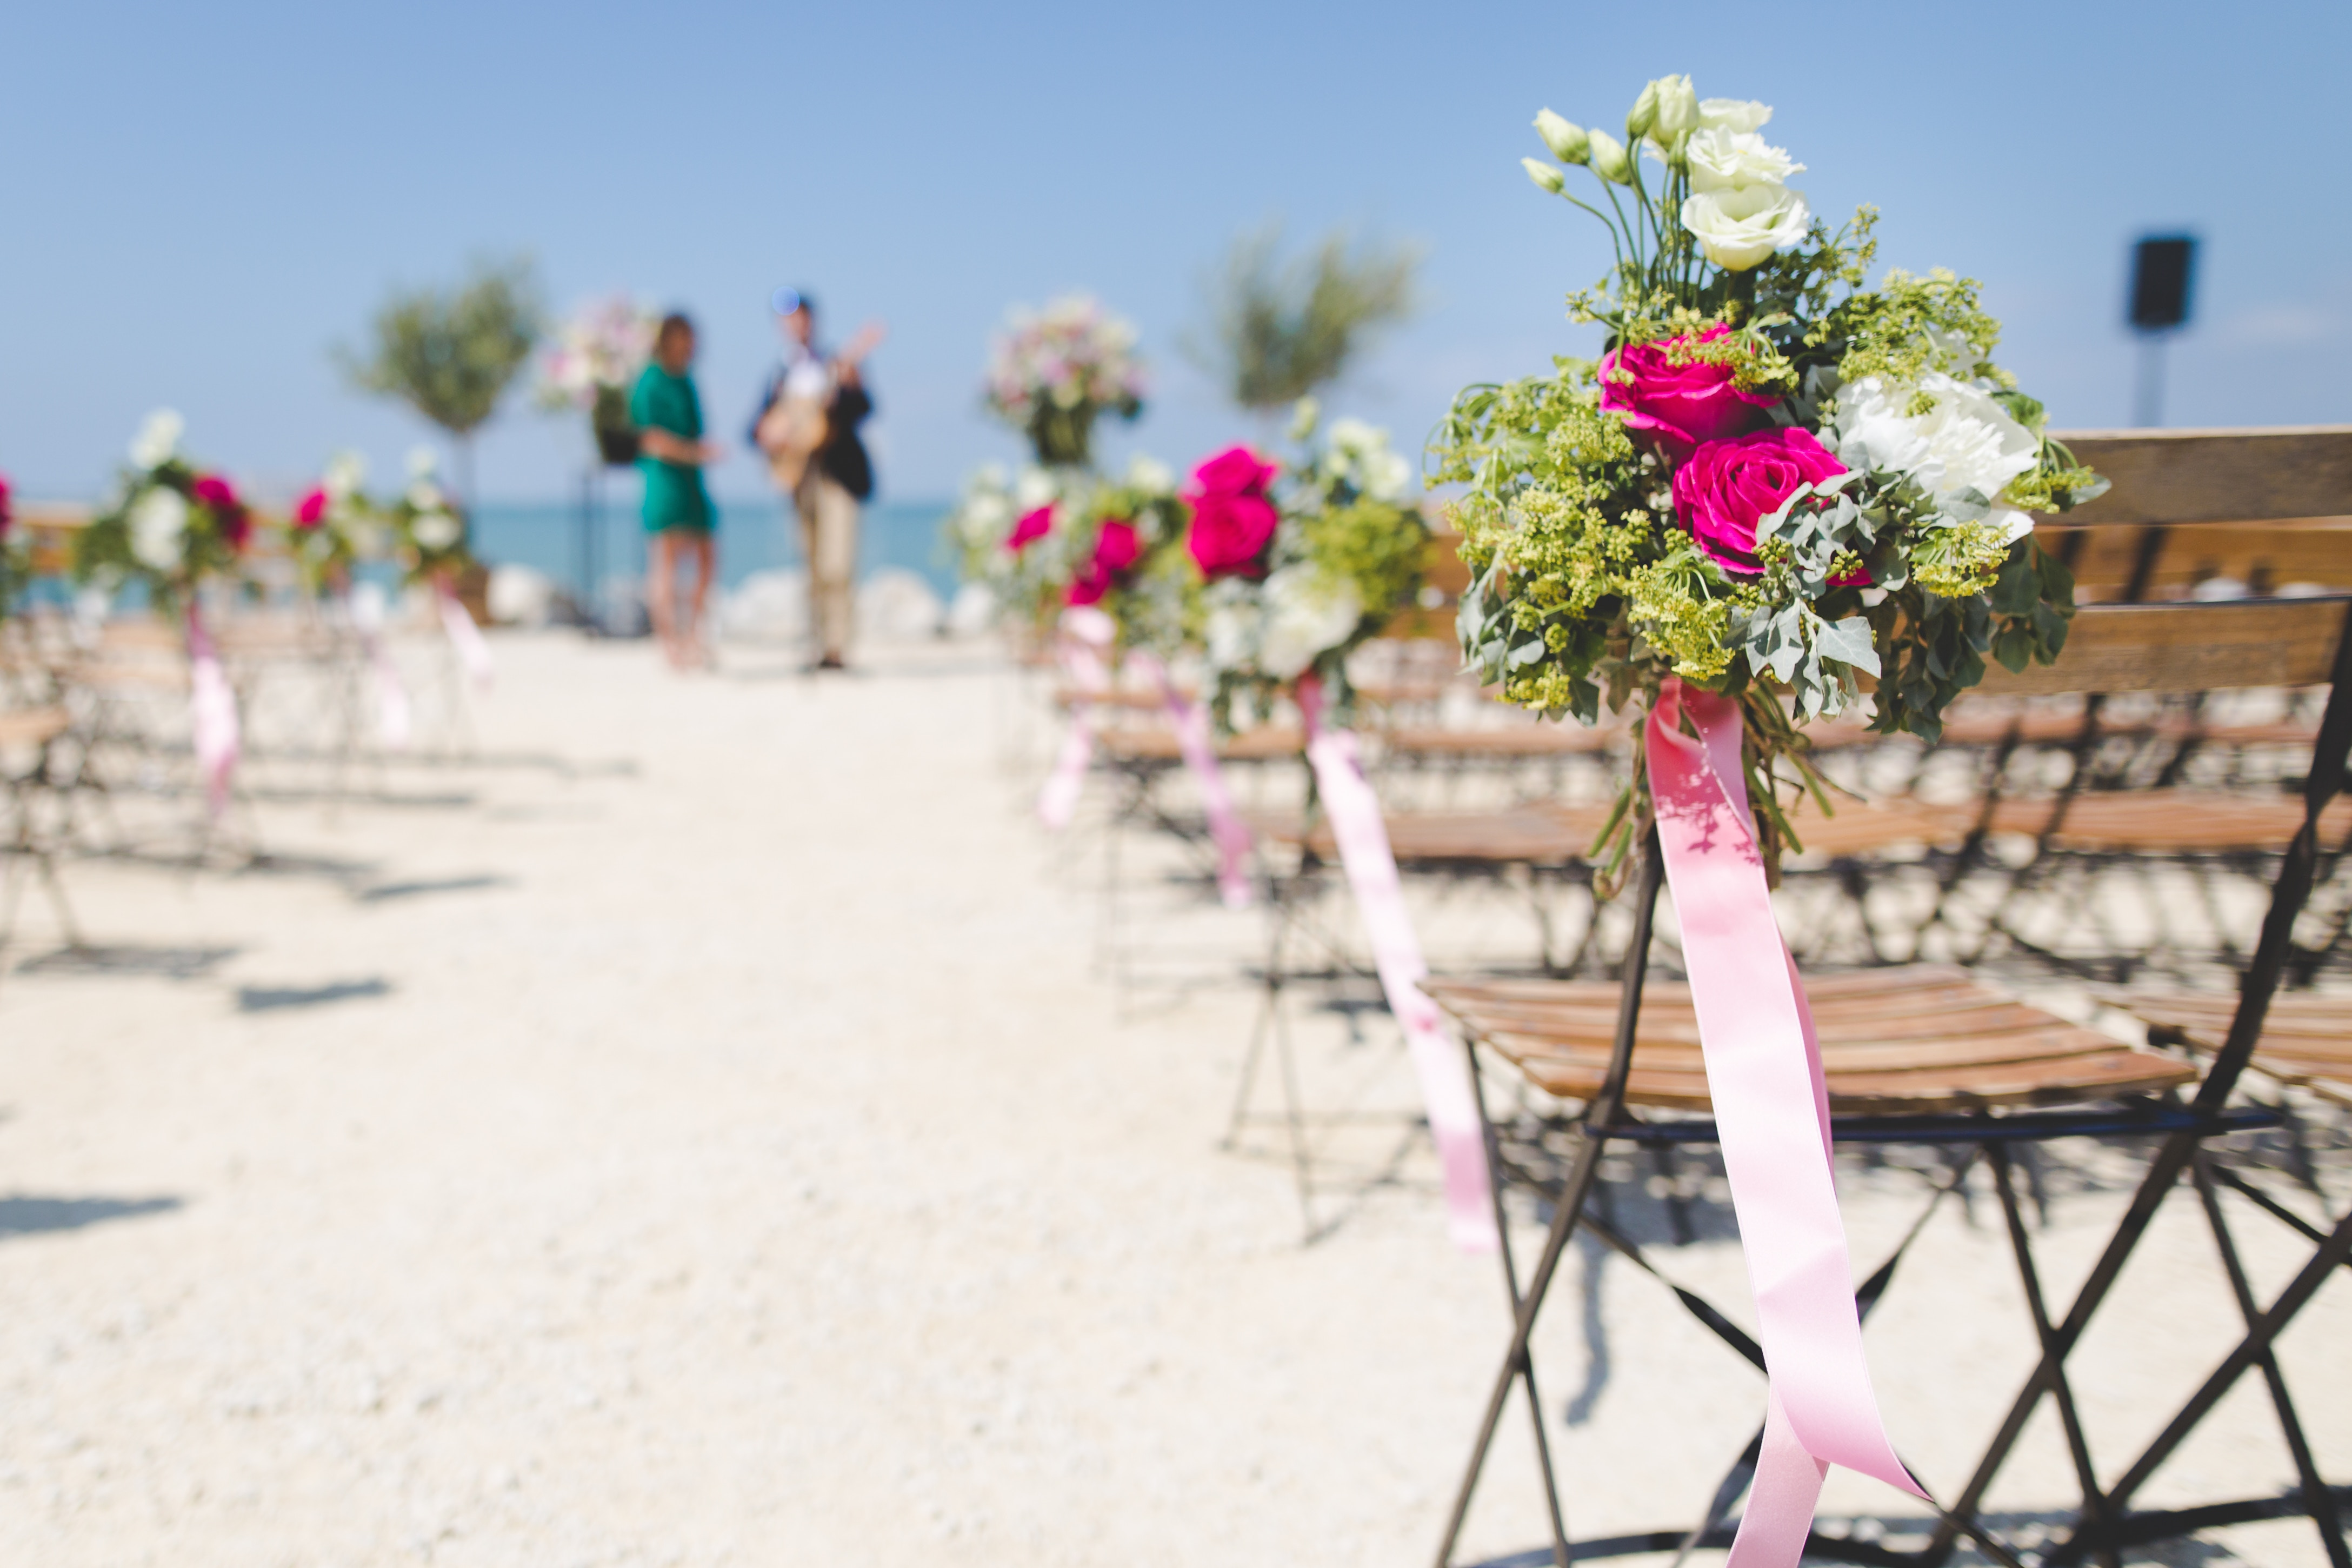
[2189,1153,2349,1568]
[1467,1037,1574,1567]
[1433,835,1664,1568]
[1989,1145,2120,1568]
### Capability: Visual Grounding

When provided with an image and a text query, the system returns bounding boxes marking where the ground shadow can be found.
[235,977,392,1012]
[0,1194,182,1239]
[12,944,240,980]
[355,874,508,904]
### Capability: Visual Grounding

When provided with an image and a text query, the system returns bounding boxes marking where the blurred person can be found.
[750,289,884,670]
[632,312,727,669]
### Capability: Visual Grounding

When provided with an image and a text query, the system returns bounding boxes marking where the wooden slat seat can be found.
[2120,991,2352,1107]
[1053,684,1182,712]
[1376,723,1625,759]
[0,706,71,749]
[1095,724,1303,764]
[1427,971,2194,1115]
[1246,805,1614,865]
[1979,790,2352,852]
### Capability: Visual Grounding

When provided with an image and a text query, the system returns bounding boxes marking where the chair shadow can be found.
[0,1194,182,1240]
[235,977,392,1012]
[12,944,241,980]
[354,875,507,904]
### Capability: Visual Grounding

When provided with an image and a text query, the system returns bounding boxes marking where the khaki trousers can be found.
[793,472,860,661]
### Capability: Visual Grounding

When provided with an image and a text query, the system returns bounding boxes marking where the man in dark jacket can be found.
[751,288,885,670]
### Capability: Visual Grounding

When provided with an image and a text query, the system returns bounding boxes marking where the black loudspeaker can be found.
[2129,235,2196,332]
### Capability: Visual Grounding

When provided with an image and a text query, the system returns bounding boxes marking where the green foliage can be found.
[342,256,544,453]
[1191,226,1421,411]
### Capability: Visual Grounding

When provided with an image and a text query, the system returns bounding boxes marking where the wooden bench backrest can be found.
[1981,427,2352,696]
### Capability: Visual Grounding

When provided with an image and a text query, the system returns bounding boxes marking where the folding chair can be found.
[0,703,82,953]
[1425,424,2352,1568]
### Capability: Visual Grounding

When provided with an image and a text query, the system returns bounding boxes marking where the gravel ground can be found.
[0,630,2344,1567]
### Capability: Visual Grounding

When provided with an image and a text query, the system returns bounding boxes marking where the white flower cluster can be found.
[1524,77,1811,273]
[1833,370,2042,544]
[1205,568,1364,683]
[985,296,1147,418]
[404,448,463,552]
[534,297,658,412]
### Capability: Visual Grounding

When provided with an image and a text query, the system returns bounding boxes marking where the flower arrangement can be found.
[1194,402,1427,723]
[947,456,1191,645]
[285,451,382,597]
[984,295,1148,468]
[1437,75,2098,876]
[534,296,658,465]
[386,448,471,584]
[74,410,256,609]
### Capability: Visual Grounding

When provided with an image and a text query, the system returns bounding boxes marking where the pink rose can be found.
[294,488,329,529]
[1005,503,1052,554]
[0,473,12,537]
[1600,325,1778,465]
[192,473,252,552]
[1065,518,1141,606]
[1671,426,1851,577]
[1183,445,1280,579]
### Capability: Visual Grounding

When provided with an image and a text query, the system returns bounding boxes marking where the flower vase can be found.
[1027,404,1097,469]
[591,384,641,468]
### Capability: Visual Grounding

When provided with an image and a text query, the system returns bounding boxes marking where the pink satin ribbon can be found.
[346,590,411,750]
[1297,675,1498,1253]
[1129,652,1254,909]
[1038,606,1113,830]
[1644,678,1922,1565]
[183,605,239,818]
[434,578,494,691]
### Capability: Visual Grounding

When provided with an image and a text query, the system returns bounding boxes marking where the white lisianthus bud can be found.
[1684,127,1805,194]
[1625,81,1658,140]
[129,409,184,471]
[1522,157,1567,195]
[1650,75,1699,152]
[1288,396,1322,443]
[1681,183,1811,270]
[1587,129,1633,186]
[1533,109,1589,165]
[1698,98,1773,134]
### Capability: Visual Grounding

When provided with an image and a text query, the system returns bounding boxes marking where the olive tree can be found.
[341,255,544,506]
[1190,225,1422,414]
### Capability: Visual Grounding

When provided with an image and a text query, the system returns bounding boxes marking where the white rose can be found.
[405,480,444,512]
[411,510,462,552]
[1684,128,1804,194]
[405,445,439,481]
[1125,454,1174,494]
[1681,183,1810,270]
[1256,563,1364,680]
[129,409,184,470]
[1835,373,2042,542]
[1698,98,1772,134]
[1012,468,1058,511]
[128,486,188,570]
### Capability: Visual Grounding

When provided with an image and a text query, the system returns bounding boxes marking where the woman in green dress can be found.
[631,313,725,668]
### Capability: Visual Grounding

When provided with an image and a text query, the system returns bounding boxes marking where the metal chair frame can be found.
[1431,591,2352,1568]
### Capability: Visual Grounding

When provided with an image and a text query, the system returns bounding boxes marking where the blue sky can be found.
[4,0,2347,508]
